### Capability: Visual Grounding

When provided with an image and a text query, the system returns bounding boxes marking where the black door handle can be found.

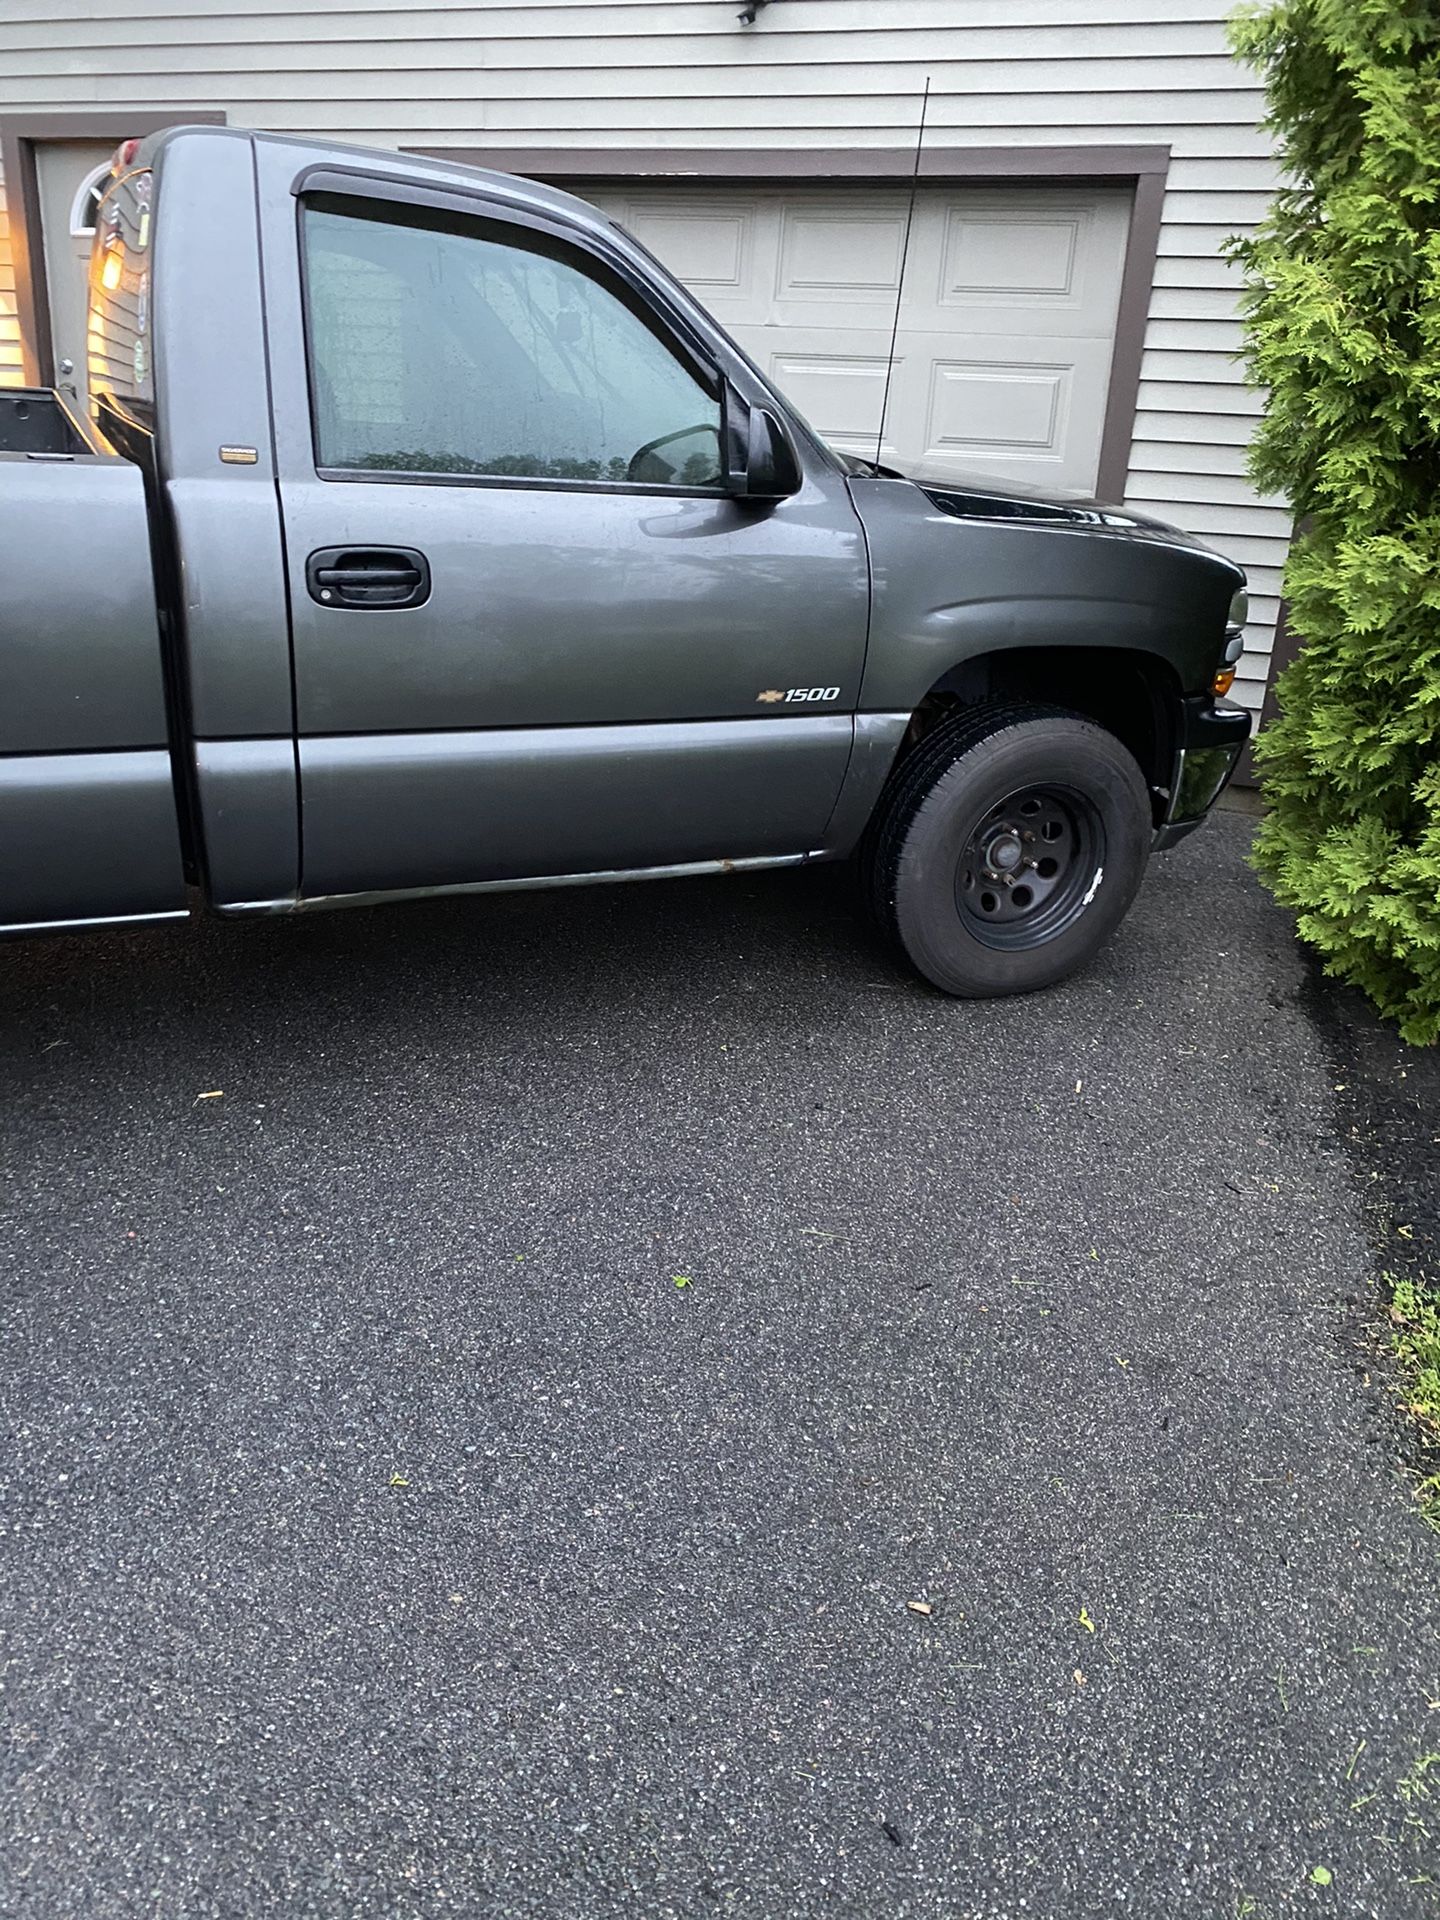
[306,546,431,610]
[318,565,418,590]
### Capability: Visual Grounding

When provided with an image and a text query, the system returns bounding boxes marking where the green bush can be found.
[1230,0,1440,1043]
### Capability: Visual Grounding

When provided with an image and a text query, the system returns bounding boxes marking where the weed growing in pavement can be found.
[1386,1272,1440,1532]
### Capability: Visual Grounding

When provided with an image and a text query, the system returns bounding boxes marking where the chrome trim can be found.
[1163,742,1243,827]
[0,908,190,936]
[222,851,824,917]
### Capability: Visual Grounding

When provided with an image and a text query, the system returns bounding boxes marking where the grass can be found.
[1397,1751,1439,1808]
[1386,1271,1440,1532]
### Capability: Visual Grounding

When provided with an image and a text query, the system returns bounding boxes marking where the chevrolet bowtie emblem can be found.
[756,689,785,703]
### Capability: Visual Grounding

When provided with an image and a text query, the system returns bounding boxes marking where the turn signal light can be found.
[1213,666,1236,696]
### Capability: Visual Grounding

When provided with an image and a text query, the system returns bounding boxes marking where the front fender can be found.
[849,476,1240,709]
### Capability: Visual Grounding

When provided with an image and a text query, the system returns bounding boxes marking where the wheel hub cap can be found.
[983,830,1025,875]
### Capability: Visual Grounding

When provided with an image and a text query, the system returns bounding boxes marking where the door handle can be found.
[318,565,418,590]
[306,546,431,610]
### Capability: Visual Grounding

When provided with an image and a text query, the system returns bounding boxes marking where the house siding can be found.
[0,178,22,380]
[0,0,1286,712]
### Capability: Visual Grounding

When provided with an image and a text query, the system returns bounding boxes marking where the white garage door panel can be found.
[776,203,911,302]
[589,185,1131,495]
[917,332,1115,468]
[766,341,895,460]
[945,209,1083,298]
[616,196,757,295]
[940,206,1106,313]
[928,356,1073,457]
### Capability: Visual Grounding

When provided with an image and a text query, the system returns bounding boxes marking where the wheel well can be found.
[901,647,1180,824]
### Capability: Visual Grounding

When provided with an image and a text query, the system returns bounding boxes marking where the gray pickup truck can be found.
[2,126,1249,997]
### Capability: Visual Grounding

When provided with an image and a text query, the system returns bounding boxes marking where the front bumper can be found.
[1152,696,1252,850]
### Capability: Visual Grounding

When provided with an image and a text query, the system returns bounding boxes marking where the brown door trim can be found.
[1,109,225,387]
[405,141,1170,504]
[1100,167,1167,507]
[407,143,1173,184]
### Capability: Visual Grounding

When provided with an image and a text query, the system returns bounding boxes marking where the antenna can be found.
[873,76,931,469]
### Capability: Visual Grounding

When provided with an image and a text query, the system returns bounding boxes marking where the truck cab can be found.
[0,126,1249,997]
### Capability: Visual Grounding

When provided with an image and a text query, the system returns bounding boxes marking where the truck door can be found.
[260,165,869,901]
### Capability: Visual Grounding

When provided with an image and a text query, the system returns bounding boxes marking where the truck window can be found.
[301,196,723,489]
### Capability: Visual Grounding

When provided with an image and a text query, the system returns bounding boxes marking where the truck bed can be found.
[1,420,188,932]
[0,387,92,458]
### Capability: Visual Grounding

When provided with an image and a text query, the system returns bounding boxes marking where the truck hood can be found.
[844,455,1216,554]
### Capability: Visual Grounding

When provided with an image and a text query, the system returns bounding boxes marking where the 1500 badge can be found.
[757,686,841,704]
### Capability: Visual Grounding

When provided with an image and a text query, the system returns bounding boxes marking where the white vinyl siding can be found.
[0,179,22,382]
[0,0,1286,711]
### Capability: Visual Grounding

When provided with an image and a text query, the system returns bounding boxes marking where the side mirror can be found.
[724,382,801,503]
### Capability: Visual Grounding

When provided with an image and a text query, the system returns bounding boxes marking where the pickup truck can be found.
[2,125,1250,998]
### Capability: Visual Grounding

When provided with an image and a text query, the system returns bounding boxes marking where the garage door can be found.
[585,186,1131,497]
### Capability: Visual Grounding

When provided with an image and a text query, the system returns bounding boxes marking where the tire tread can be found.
[861,701,1077,942]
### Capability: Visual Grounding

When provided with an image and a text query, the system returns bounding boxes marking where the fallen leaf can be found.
[389,1472,410,1489]
[1079,1608,1095,1633]
[1074,1669,1086,1686]
[449,1593,464,1605]
[906,1600,932,1617]
[673,1275,692,1289]
[1310,1866,1332,1887]
[195,1090,223,1101]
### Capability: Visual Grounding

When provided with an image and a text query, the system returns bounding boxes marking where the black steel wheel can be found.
[955,783,1105,950]
[860,702,1152,998]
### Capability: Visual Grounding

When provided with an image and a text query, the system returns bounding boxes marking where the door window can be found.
[69,159,114,237]
[302,196,723,489]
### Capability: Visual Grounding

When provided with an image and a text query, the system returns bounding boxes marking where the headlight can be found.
[1213,586,1248,693]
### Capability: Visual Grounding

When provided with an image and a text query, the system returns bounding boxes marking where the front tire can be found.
[861,702,1152,997]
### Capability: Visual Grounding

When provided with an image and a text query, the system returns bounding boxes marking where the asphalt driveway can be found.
[2,812,1437,1919]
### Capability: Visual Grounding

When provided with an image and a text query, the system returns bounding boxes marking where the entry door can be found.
[273,188,869,900]
[34,140,116,416]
